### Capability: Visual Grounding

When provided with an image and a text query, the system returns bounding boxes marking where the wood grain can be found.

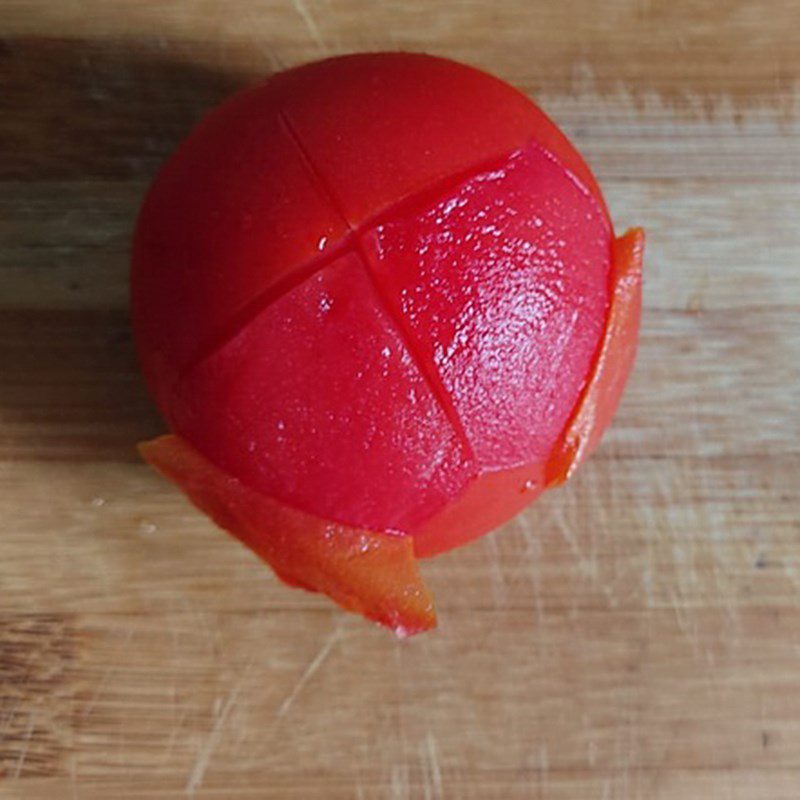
[1,1,799,797]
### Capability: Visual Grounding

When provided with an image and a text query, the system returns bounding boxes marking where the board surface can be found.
[1,2,799,797]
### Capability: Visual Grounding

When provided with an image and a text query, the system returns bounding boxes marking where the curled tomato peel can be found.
[545,228,645,486]
[140,434,436,637]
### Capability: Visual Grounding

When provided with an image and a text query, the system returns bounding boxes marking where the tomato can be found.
[132,53,643,633]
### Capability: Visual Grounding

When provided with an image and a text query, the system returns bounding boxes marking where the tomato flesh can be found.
[169,251,474,533]
[278,52,607,225]
[361,141,611,471]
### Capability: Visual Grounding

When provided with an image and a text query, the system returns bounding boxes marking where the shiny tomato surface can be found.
[132,53,643,633]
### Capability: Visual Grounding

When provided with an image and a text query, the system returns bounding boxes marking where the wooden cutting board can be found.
[1,2,798,797]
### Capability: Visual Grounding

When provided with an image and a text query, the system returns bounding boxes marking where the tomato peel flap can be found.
[139,434,436,636]
[545,228,645,486]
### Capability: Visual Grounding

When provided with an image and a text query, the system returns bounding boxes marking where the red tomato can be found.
[132,53,644,633]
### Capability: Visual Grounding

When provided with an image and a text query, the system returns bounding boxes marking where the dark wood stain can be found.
[0,615,75,779]
[0,38,244,181]
[0,309,163,462]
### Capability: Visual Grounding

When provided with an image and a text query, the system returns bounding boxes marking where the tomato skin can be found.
[132,53,643,632]
[140,434,436,636]
[545,228,645,486]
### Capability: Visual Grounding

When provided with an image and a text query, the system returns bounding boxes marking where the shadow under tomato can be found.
[0,37,257,461]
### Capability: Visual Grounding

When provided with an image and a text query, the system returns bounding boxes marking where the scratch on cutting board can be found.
[547,503,619,607]
[81,628,135,721]
[712,546,741,631]
[642,564,655,609]
[588,738,598,767]
[276,626,341,718]
[164,707,192,762]
[391,764,410,800]
[538,742,550,796]
[637,460,672,610]
[392,645,412,796]
[289,0,328,53]
[68,752,80,800]
[420,731,443,800]
[615,711,637,800]
[484,533,507,606]
[518,517,545,629]
[699,462,742,631]
[177,599,220,657]
[549,505,596,580]
[782,559,800,592]
[12,713,35,779]
[185,663,253,795]
[669,589,702,658]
